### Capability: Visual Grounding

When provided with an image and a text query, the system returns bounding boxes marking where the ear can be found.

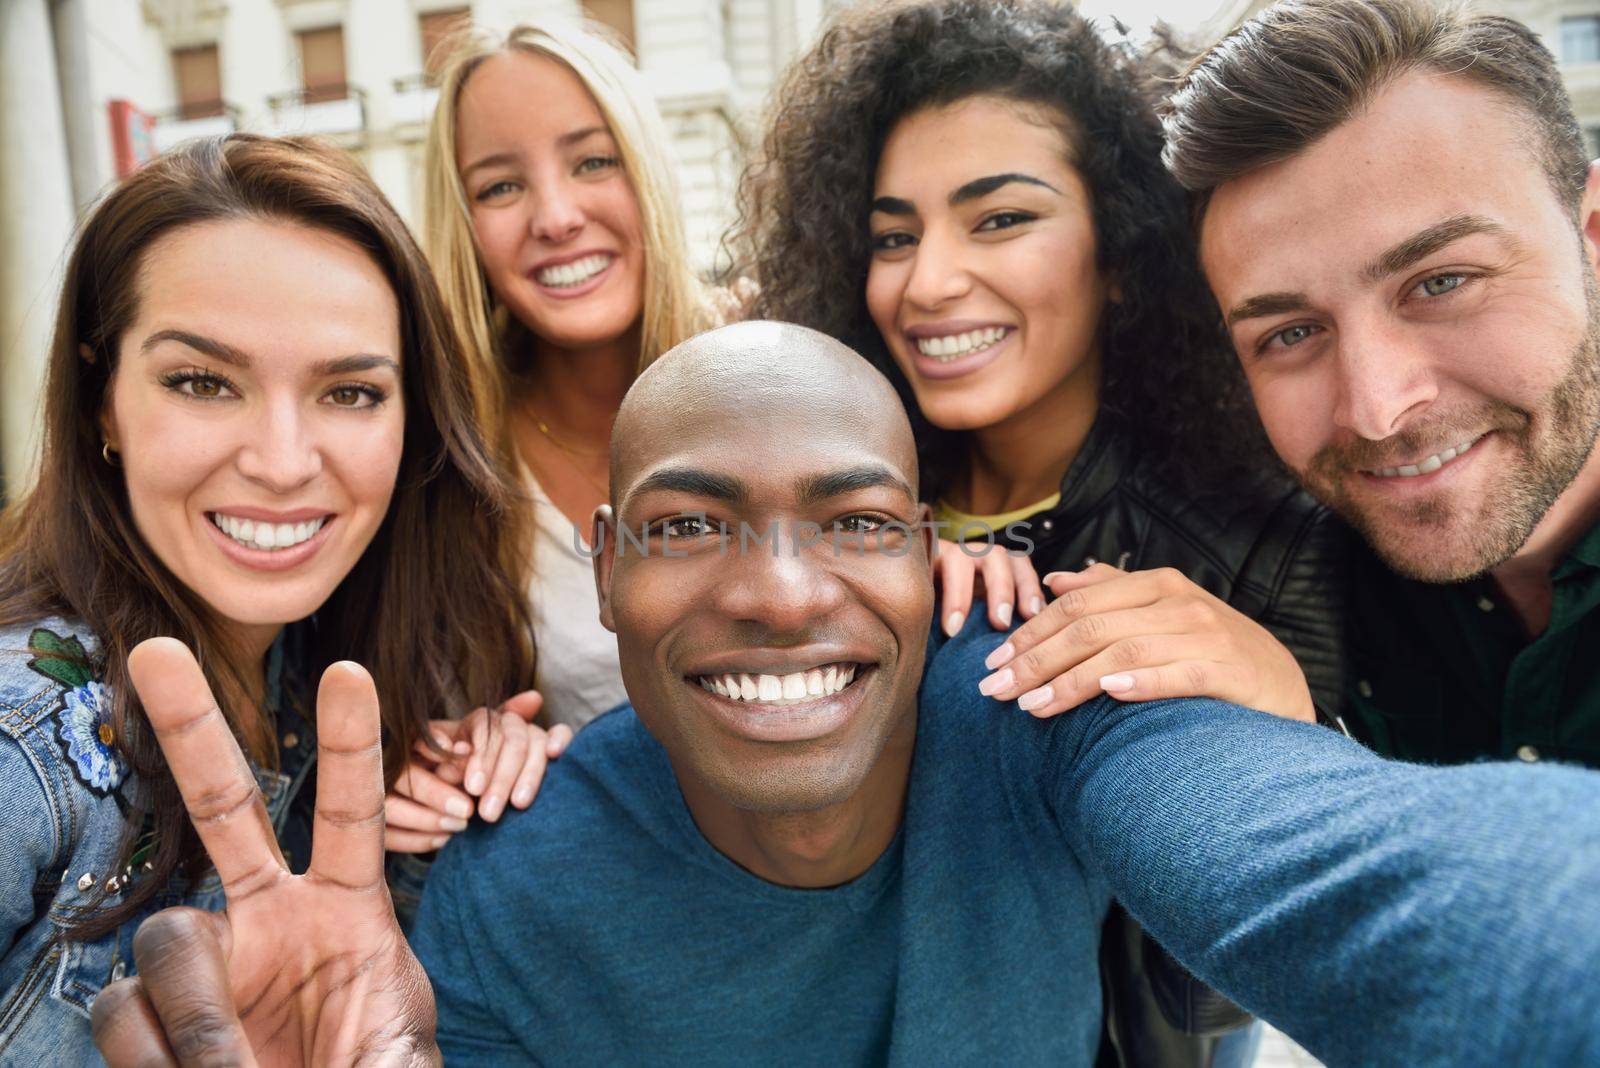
[915,502,936,579]
[592,504,619,634]
[97,386,120,452]
[1581,160,1600,278]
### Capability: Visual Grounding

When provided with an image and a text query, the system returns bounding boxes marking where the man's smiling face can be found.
[596,323,935,814]
[1201,71,1600,582]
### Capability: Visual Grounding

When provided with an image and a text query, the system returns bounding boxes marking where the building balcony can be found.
[390,73,439,140]
[263,84,368,146]
[151,102,241,154]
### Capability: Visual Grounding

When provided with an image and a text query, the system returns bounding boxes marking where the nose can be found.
[902,226,971,311]
[1330,320,1438,441]
[713,522,848,636]
[529,177,585,244]
[234,396,322,493]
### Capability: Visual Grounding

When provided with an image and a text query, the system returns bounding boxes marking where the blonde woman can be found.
[421,23,716,735]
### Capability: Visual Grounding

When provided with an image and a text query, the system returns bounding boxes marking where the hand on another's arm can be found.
[978,563,1315,722]
[385,691,572,853]
[932,538,1046,636]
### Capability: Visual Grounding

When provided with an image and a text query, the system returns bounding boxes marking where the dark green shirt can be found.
[1344,520,1600,769]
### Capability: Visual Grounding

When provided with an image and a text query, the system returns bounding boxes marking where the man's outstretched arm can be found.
[1053,691,1600,1066]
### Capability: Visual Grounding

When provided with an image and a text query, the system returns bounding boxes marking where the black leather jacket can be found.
[982,416,1346,1067]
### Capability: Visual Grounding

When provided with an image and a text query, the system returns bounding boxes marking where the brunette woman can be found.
[0,134,545,1061]
[737,2,1346,1065]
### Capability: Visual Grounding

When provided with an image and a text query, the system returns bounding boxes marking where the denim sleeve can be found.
[1052,695,1600,1067]
[0,734,63,949]
[410,838,531,1064]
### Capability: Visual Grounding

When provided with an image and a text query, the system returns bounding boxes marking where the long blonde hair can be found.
[422,21,713,435]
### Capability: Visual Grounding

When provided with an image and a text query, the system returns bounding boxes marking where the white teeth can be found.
[535,253,613,288]
[1370,435,1482,480]
[915,327,1008,362]
[696,663,863,706]
[210,513,326,552]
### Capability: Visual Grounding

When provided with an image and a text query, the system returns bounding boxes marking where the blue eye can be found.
[1418,274,1465,297]
[1263,324,1320,352]
[475,180,517,202]
[576,156,619,176]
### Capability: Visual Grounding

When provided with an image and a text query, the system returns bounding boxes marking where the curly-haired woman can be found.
[736,2,1347,1064]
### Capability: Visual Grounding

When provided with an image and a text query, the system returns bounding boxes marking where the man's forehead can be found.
[619,435,917,512]
[1200,71,1543,298]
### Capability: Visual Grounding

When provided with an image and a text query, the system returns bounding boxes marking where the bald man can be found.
[96,323,1600,1067]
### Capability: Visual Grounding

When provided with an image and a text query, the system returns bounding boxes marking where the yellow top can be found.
[933,493,1062,540]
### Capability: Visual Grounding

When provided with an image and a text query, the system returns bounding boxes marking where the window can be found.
[1562,16,1600,64]
[298,25,347,103]
[583,0,635,54]
[172,44,223,119]
[419,7,470,78]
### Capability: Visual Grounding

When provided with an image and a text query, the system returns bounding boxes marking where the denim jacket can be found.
[0,617,320,1065]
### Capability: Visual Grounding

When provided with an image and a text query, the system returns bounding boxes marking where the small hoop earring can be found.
[101,442,120,467]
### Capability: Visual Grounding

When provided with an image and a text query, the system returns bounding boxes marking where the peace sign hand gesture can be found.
[91,638,439,1067]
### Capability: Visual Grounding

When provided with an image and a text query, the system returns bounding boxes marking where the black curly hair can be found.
[734,0,1278,500]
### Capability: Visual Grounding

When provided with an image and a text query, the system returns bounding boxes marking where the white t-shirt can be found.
[526,475,629,731]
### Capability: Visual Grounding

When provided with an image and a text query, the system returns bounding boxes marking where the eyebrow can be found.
[1224,292,1315,328]
[140,329,398,377]
[950,172,1061,205]
[1361,212,1514,283]
[870,172,1062,217]
[630,467,750,506]
[460,151,517,181]
[1225,213,1518,328]
[796,464,915,506]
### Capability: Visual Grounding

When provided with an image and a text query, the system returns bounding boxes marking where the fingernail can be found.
[1100,673,1135,694]
[439,815,468,832]
[454,741,472,755]
[1018,685,1053,712]
[1042,572,1067,584]
[445,797,472,820]
[985,642,1015,670]
[431,835,450,850]
[513,787,533,807]
[944,611,964,637]
[432,732,452,748]
[979,668,1014,696]
[482,795,503,822]
[1028,597,1043,615]
[996,603,1013,628]
[466,772,486,795]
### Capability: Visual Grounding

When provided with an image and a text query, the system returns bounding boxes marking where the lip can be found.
[681,646,878,679]
[901,321,1014,382]
[685,665,875,744]
[203,512,337,573]
[526,249,617,301]
[208,506,332,523]
[1354,432,1491,496]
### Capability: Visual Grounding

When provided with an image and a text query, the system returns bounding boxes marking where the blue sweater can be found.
[412,619,1600,1066]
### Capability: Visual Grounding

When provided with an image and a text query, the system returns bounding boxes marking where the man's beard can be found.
[1297,281,1600,584]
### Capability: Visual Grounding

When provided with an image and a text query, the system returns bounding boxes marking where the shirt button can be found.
[283,732,299,749]
[1476,595,1495,612]
[1516,745,1540,763]
[1356,679,1373,699]
[110,961,126,982]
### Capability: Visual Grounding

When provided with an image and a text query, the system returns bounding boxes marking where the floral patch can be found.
[27,628,127,796]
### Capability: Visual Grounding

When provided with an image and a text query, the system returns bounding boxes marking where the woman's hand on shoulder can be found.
[976,563,1316,723]
[933,539,1046,636]
[383,690,573,853]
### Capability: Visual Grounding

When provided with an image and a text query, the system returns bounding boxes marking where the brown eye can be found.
[329,387,363,407]
[190,377,222,398]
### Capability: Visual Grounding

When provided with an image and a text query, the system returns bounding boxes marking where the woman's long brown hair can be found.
[0,134,536,939]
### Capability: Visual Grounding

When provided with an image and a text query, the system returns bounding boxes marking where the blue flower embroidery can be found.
[58,680,126,794]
